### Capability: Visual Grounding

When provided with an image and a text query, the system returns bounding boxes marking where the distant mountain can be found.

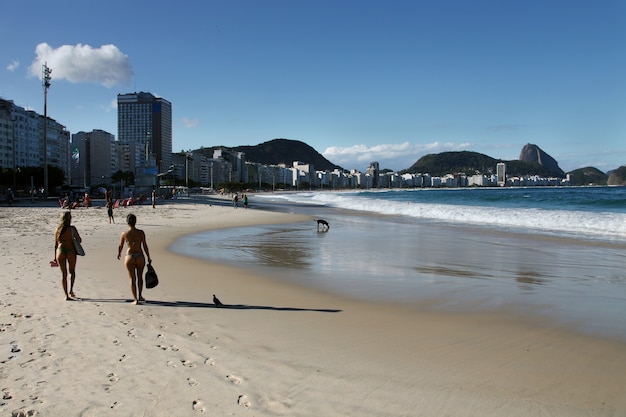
[193,139,342,172]
[403,151,497,176]
[192,139,615,181]
[607,165,626,186]
[403,150,564,178]
[566,167,608,186]
[519,143,565,176]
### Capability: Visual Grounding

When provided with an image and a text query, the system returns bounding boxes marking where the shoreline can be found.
[175,195,626,343]
[2,200,626,416]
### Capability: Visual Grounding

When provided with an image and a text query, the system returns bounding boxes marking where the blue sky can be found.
[2,0,625,173]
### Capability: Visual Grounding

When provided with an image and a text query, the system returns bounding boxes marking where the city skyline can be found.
[2,1,625,173]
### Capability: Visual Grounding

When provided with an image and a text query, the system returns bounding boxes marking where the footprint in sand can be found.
[187,378,199,387]
[192,399,206,412]
[118,354,128,362]
[182,360,196,368]
[157,344,179,351]
[227,375,243,385]
[105,373,119,392]
[127,329,137,338]
[11,409,38,416]
[28,393,42,404]
[238,394,251,407]
[2,388,12,400]
[204,358,215,366]
[19,358,35,368]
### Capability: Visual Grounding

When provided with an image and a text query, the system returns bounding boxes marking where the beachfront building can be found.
[211,149,247,184]
[190,153,210,186]
[0,99,16,170]
[0,97,70,182]
[497,162,506,186]
[366,162,380,188]
[70,130,117,188]
[292,161,315,188]
[468,174,489,187]
[330,169,350,188]
[170,152,209,187]
[116,142,135,173]
[117,92,172,175]
[245,162,293,189]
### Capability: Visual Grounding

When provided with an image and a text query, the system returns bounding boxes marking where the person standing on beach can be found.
[106,199,115,224]
[151,188,156,208]
[54,211,81,300]
[117,213,152,305]
[6,188,14,206]
[243,194,248,209]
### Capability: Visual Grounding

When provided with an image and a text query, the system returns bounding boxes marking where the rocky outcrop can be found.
[518,143,565,177]
[607,166,626,186]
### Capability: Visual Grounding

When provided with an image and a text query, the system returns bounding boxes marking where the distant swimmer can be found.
[213,294,224,307]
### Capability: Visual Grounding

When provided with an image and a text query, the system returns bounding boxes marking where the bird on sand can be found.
[213,294,224,307]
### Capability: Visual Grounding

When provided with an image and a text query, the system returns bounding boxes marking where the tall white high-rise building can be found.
[497,162,506,186]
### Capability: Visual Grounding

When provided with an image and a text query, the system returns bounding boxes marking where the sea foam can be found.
[256,190,626,243]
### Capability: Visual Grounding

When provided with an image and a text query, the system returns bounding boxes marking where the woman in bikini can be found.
[54,211,82,300]
[117,213,152,304]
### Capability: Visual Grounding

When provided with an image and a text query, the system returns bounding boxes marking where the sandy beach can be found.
[2,198,626,417]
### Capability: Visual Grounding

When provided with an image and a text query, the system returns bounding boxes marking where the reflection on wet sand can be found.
[414,265,493,279]
[516,270,548,291]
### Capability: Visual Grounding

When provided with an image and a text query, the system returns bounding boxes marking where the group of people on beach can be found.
[104,188,157,225]
[61,192,92,209]
[232,192,249,208]
[53,211,152,304]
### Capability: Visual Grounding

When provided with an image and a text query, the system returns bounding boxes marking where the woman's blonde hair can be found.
[55,211,72,241]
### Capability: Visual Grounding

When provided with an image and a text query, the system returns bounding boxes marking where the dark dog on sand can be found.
[316,219,329,231]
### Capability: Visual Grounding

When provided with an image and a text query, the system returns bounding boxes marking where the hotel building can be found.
[117,92,172,174]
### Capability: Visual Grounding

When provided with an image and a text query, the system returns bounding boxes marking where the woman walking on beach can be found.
[54,211,82,300]
[117,213,152,305]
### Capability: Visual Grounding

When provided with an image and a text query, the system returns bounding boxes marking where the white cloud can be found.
[7,60,19,72]
[28,43,133,88]
[323,141,472,171]
[182,117,200,128]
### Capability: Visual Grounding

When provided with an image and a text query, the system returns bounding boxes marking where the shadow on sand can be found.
[79,298,342,313]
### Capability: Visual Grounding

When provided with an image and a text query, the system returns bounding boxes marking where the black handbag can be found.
[145,261,159,289]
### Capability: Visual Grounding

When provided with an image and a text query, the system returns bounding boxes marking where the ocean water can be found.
[257,186,626,243]
[174,187,626,341]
